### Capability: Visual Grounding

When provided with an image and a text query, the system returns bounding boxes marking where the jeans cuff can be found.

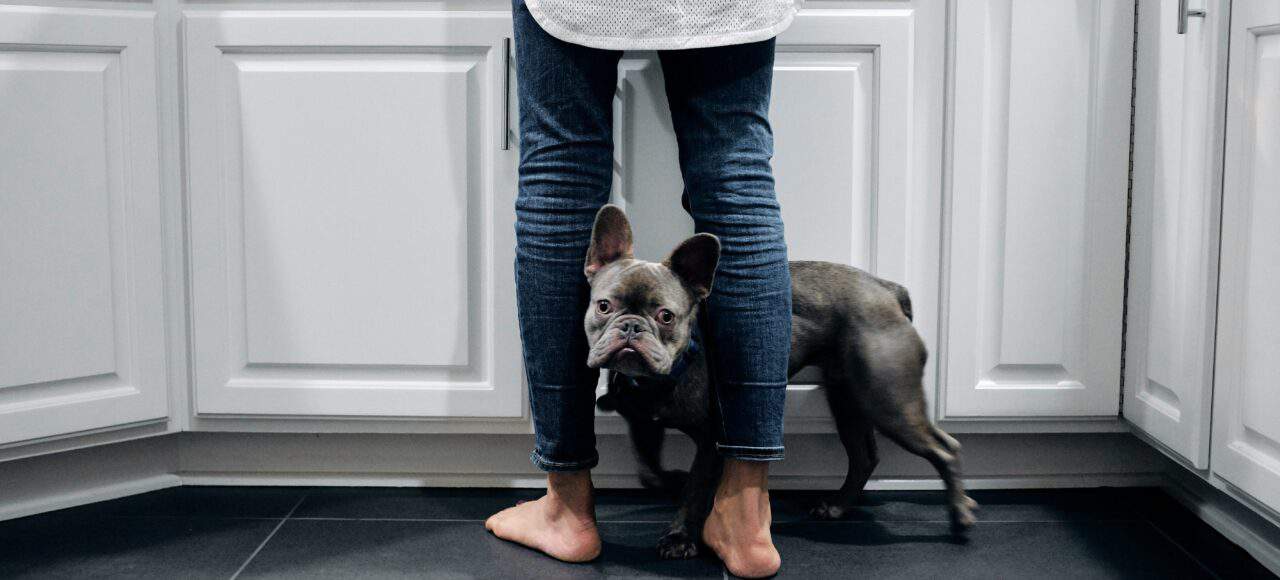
[715,443,785,462]
[530,450,599,472]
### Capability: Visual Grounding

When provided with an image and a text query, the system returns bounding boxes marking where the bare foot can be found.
[702,459,781,578]
[485,471,602,563]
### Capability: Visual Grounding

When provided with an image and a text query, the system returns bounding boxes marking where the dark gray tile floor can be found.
[0,486,1273,579]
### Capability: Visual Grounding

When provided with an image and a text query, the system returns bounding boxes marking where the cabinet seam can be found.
[1118,0,1141,417]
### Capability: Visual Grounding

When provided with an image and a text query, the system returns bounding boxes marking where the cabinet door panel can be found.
[1124,0,1228,469]
[1212,0,1280,514]
[0,7,167,443]
[186,12,520,418]
[943,0,1132,418]
[604,10,939,424]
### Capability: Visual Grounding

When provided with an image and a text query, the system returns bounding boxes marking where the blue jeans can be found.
[513,0,792,471]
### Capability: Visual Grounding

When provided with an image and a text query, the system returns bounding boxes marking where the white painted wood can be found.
[0,6,168,444]
[0,436,179,522]
[185,11,521,418]
[172,431,1169,491]
[1211,0,1280,515]
[943,0,1132,418]
[602,9,943,426]
[1165,468,1280,576]
[1124,0,1229,469]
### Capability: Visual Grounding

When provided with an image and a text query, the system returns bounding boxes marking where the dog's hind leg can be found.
[857,327,978,535]
[811,375,878,520]
[875,402,977,534]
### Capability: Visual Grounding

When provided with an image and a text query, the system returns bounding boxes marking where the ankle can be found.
[715,459,771,502]
[545,471,596,522]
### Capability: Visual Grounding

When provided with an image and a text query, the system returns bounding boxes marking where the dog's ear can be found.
[663,233,719,301]
[585,205,635,281]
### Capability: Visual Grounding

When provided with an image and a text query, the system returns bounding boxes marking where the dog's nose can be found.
[620,319,646,338]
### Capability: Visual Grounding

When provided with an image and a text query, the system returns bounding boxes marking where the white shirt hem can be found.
[525,0,799,51]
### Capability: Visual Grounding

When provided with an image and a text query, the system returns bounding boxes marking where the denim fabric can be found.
[513,0,792,472]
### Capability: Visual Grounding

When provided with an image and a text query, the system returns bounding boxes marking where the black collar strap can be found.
[648,320,702,387]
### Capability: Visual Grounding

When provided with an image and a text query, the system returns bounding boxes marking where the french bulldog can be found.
[583,204,978,559]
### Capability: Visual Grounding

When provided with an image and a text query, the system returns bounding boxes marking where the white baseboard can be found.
[0,474,182,522]
[177,471,1165,491]
[1163,468,1280,576]
[0,436,180,522]
[173,432,1171,491]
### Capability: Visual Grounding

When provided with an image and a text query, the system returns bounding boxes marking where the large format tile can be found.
[769,488,1144,524]
[767,519,1214,580]
[0,513,277,580]
[237,519,722,579]
[293,487,540,520]
[293,487,1146,527]
[595,490,683,523]
[294,487,680,523]
[1135,491,1276,579]
[85,486,307,519]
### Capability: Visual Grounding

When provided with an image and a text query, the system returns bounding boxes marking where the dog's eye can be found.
[596,300,611,314]
[657,309,674,324]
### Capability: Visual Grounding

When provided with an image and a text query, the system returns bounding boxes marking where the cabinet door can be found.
[604,8,942,425]
[943,0,1133,418]
[0,7,167,443]
[185,12,521,418]
[1124,0,1228,469]
[1211,0,1280,514]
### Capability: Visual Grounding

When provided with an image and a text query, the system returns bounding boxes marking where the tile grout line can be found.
[228,494,307,580]
[260,516,1150,524]
[90,513,1152,524]
[1140,519,1224,580]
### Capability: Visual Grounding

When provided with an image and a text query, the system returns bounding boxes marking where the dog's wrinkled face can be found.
[583,205,720,378]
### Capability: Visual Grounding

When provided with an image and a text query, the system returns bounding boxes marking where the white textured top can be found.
[526,0,803,50]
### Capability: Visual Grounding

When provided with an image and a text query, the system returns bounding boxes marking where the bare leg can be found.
[485,471,602,562]
[701,459,782,578]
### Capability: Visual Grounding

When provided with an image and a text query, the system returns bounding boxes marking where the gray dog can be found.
[582,204,978,559]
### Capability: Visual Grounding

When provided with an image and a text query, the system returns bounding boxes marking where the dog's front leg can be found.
[657,438,722,559]
[623,414,689,494]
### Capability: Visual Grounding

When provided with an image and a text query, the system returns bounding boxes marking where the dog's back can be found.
[786,260,917,376]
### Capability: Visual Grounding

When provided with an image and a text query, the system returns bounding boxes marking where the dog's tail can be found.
[875,278,914,321]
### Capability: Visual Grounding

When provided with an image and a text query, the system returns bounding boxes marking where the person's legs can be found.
[659,39,791,578]
[485,0,622,562]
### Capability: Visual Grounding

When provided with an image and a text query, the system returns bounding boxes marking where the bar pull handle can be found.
[502,37,512,151]
[1178,0,1206,34]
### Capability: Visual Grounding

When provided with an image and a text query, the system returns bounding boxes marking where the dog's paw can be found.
[656,530,700,560]
[949,496,979,535]
[809,501,847,521]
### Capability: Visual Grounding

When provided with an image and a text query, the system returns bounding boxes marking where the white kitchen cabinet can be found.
[1210,0,1280,515]
[1124,0,1228,469]
[605,6,944,424]
[184,11,522,418]
[0,6,168,444]
[942,0,1133,419]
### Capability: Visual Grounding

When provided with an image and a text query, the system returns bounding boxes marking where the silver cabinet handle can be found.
[502,37,512,151]
[1177,0,1206,34]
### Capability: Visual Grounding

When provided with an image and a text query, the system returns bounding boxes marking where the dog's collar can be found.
[641,320,702,388]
